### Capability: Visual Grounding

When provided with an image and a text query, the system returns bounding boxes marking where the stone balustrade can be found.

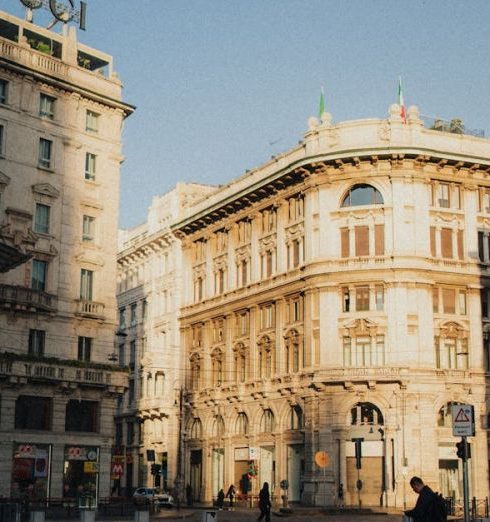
[0,283,56,313]
[76,300,105,319]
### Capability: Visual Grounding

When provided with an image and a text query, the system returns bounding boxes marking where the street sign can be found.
[249,447,259,460]
[452,404,475,437]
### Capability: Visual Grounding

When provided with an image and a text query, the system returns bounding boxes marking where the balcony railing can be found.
[422,115,485,138]
[0,354,128,390]
[0,284,56,313]
[76,300,105,319]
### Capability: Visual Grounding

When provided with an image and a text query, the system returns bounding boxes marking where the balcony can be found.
[76,299,105,319]
[0,352,128,392]
[0,283,56,313]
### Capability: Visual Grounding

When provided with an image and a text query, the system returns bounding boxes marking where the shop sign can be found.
[18,0,87,30]
[248,447,259,460]
[83,462,99,474]
[16,444,35,458]
[234,447,249,461]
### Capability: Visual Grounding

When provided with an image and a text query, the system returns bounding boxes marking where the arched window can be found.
[341,184,383,207]
[351,402,384,426]
[212,415,225,438]
[260,409,275,432]
[189,418,202,439]
[258,336,274,378]
[236,412,249,435]
[290,405,304,430]
[437,401,465,427]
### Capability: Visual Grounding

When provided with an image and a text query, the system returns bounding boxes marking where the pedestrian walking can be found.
[338,482,344,508]
[257,481,272,522]
[217,488,225,510]
[404,476,447,522]
[226,484,236,510]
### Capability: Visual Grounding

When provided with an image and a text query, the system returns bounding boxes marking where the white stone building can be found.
[116,183,215,495]
[172,106,490,508]
[0,9,133,501]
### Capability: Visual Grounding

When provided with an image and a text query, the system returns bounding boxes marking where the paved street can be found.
[151,507,406,522]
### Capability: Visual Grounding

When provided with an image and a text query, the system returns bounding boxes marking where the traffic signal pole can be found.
[462,437,470,522]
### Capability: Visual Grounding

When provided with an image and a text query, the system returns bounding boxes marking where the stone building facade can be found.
[116,183,215,495]
[0,10,132,500]
[172,106,490,507]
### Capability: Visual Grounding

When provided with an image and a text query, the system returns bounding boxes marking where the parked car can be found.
[132,487,174,509]
[154,492,174,509]
[132,487,156,503]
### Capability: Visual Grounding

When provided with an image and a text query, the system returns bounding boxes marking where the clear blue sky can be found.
[5,0,490,229]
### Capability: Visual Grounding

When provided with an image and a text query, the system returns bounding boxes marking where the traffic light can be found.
[150,463,161,475]
[352,438,363,469]
[456,439,471,460]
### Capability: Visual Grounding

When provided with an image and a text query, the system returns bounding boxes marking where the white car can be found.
[155,492,174,509]
[133,487,156,501]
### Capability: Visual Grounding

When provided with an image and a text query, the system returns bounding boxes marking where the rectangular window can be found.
[78,336,92,361]
[262,208,276,233]
[430,227,437,257]
[237,220,251,243]
[38,138,52,169]
[374,224,384,255]
[80,268,93,300]
[340,227,350,258]
[457,229,464,260]
[482,289,489,318]
[438,183,450,208]
[237,311,249,336]
[39,93,55,119]
[478,231,486,263]
[433,288,439,313]
[34,203,50,234]
[29,329,45,356]
[292,239,301,267]
[375,285,384,311]
[355,226,369,256]
[342,287,350,312]
[0,79,7,104]
[482,189,490,214]
[31,259,47,291]
[82,215,95,241]
[85,152,96,180]
[355,286,370,311]
[130,303,137,326]
[119,308,126,329]
[0,124,4,156]
[442,288,456,314]
[343,337,351,366]
[441,228,453,258]
[15,396,52,430]
[65,400,98,432]
[458,290,467,315]
[261,304,275,329]
[86,110,99,133]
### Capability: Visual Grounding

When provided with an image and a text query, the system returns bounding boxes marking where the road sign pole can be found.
[462,436,470,522]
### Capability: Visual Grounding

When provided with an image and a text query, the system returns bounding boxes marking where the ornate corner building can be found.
[116,183,216,494]
[172,106,490,507]
[0,9,133,500]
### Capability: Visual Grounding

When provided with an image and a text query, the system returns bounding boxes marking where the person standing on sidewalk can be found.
[226,484,236,510]
[338,482,344,508]
[257,482,272,522]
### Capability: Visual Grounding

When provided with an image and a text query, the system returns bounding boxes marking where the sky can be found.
[4,0,490,229]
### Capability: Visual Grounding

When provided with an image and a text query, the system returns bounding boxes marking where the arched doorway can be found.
[347,402,385,506]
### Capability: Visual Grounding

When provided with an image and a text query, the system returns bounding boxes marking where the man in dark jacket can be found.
[404,476,440,522]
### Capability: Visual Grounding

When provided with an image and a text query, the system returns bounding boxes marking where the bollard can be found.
[201,511,218,521]
[29,511,45,522]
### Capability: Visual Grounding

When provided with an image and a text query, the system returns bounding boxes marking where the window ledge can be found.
[37,165,55,174]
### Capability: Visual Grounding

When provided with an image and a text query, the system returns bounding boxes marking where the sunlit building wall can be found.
[172,105,490,507]
[0,10,132,499]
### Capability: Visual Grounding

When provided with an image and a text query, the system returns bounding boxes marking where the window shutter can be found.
[355,226,369,256]
[375,224,384,255]
[441,228,453,258]
[457,229,464,260]
[430,227,437,257]
[340,227,350,258]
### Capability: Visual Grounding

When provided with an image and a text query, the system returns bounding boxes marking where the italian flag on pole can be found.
[398,76,406,123]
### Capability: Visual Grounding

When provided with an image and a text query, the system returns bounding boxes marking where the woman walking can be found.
[257,482,272,522]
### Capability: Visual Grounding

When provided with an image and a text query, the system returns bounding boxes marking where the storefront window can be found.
[63,446,99,504]
[11,443,51,499]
